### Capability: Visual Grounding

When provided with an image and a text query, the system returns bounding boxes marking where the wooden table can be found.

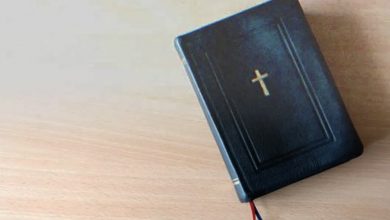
[0,0,389,219]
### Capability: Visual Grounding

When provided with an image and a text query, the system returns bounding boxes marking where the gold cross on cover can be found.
[251,69,270,96]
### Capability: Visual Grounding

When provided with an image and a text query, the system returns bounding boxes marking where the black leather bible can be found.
[175,0,363,202]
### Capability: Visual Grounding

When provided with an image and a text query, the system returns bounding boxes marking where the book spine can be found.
[174,38,250,202]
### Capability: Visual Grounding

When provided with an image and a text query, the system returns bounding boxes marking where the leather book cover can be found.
[174,0,363,202]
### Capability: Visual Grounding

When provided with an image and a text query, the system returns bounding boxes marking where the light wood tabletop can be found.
[0,0,389,219]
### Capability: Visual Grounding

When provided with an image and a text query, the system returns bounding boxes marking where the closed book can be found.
[174,0,363,202]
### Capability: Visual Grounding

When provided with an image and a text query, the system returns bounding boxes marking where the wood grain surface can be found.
[0,0,389,219]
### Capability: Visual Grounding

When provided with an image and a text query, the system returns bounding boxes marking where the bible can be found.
[175,0,363,202]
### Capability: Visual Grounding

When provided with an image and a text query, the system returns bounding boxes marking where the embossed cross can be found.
[251,69,270,96]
